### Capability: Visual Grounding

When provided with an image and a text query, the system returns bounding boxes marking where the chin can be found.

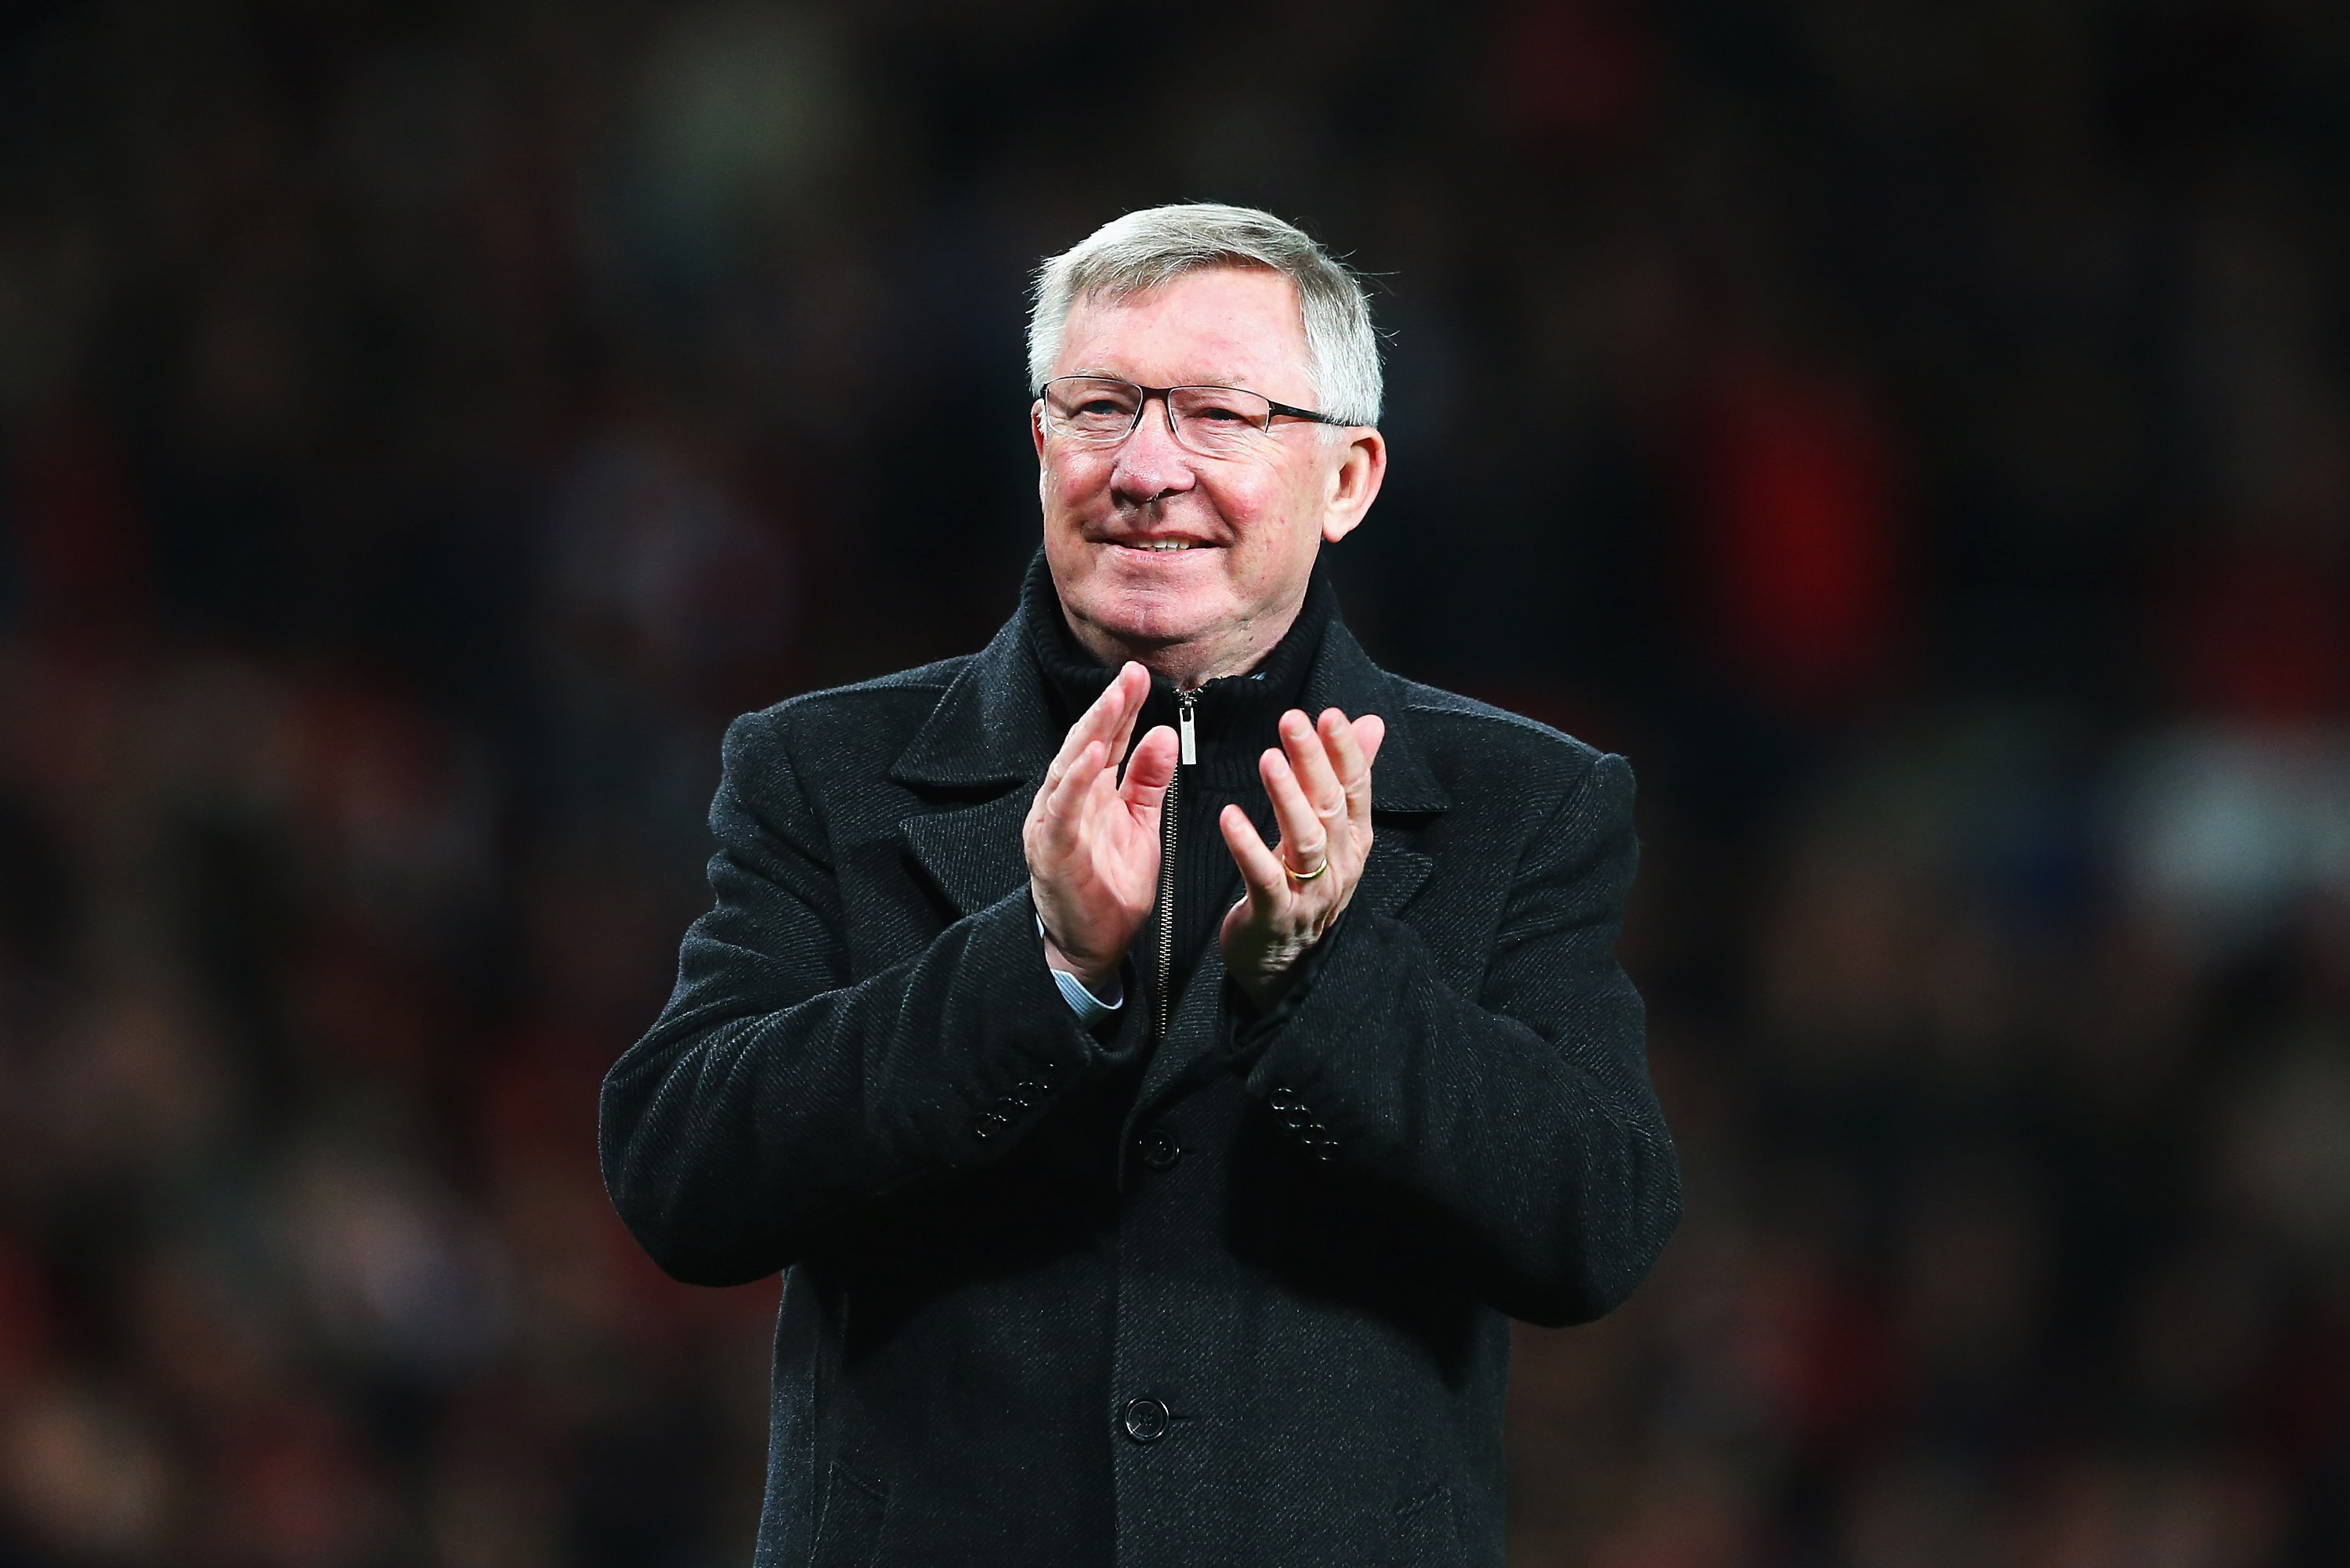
[1067,578,1233,652]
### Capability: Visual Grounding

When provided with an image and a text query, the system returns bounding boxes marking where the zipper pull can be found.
[1177,691,1198,766]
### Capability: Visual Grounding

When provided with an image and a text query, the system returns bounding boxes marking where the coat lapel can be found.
[1131,941,1231,1117]
[1127,836,1438,1118]
[890,618,1061,794]
[891,619,1059,919]
[1358,837,1436,919]
[1129,620,1450,1115]
[899,791,1033,919]
[1300,623,1449,815]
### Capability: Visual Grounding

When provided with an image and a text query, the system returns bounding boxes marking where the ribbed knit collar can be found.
[1021,548,1336,790]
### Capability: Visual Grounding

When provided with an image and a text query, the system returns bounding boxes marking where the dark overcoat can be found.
[599,595,1682,1568]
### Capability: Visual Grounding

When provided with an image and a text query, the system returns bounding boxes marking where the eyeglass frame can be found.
[1033,375,1353,451]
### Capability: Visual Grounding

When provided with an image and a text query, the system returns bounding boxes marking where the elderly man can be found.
[601,204,1680,1567]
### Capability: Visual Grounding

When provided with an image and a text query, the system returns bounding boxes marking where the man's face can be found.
[1032,266,1384,668]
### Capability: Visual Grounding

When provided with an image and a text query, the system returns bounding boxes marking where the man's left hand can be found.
[1217,707,1386,1011]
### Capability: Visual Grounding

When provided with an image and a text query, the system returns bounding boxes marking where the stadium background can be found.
[1,2,2347,1562]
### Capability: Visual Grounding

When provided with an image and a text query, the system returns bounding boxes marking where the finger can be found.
[1051,739,1104,815]
[1281,710,1347,822]
[1318,709,1365,789]
[1318,710,1375,838]
[1096,662,1149,756]
[1260,746,1329,875]
[1038,739,1102,854]
[1044,665,1144,811]
[1319,709,1388,779]
[1105,664,1151,772]
[1044,698,1093,782]
[1084,743,1130,816]
[1050,662,1146,777]
[1120,725,1178,813]
[1220,802,1289,914]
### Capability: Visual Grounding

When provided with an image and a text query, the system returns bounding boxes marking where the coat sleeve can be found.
[1234,748,1681,1328]
[598,709,1136,1288]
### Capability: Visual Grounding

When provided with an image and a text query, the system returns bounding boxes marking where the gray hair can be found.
[1027,204,1382,428]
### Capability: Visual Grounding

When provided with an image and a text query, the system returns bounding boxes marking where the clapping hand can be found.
[1023,663,1177,993]
[1217,707,1386,1010]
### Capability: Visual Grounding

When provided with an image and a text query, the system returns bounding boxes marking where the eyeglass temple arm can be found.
[1262,398,1349,427]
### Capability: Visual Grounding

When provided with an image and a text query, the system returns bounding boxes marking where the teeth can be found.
[1147,541,1188,551]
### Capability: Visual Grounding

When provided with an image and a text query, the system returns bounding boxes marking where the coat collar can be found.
[888,614,1059,793]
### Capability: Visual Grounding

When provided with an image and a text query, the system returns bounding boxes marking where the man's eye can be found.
[1190,403,1250,424]
[1074,399,1130,419]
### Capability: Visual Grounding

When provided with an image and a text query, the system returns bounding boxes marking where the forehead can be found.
[1053,266,1313,399]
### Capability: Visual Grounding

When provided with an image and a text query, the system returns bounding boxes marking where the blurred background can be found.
[0,0,2346,1563]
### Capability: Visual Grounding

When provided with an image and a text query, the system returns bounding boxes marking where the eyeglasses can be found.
[1035,376,1348,457]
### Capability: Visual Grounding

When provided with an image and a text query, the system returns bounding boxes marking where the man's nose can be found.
[1108,396,1197,506]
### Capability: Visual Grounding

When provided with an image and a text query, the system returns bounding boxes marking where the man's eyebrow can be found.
[1064,369,1255,389]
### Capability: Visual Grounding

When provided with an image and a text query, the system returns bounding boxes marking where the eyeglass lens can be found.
[1042,378,1278,455]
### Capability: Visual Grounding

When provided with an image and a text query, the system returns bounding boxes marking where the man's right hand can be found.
[1024,662,1178,994]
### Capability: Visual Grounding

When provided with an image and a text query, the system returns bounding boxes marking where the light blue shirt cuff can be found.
[1039,916,1123,1026]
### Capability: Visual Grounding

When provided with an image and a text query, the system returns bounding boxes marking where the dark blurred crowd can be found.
[2,1,2348,1563]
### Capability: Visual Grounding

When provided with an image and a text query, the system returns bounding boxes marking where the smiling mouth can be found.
[1115,540,1202,551]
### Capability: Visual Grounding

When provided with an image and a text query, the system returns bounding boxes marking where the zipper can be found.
[1155,688,1198,1043]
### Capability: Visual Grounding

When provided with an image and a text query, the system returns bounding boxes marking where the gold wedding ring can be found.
[1285,853,1329,882]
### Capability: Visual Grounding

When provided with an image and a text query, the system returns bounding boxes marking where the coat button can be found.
[1121,1396,1170,1444]
[1267,1086,1301,1111]
[1137,1127,1181,1171]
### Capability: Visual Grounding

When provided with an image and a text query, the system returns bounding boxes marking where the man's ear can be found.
[1033,403,1050,506]
[1321,428,1386,544]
